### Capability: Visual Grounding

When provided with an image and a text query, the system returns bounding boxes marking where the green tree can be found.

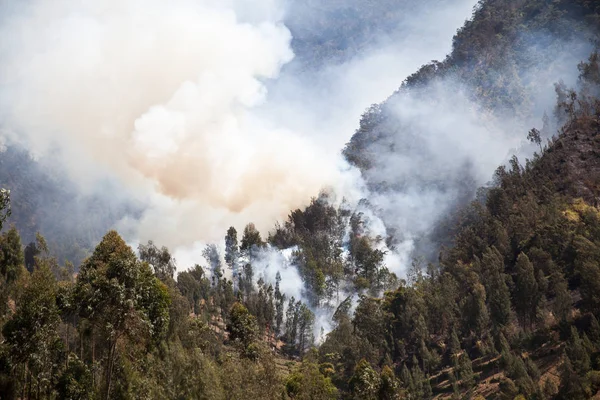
[227,302,258,349]
[225,226,239,285]
[566,326,591,376]
[138,240,176,282]
[74,230,170,399]
[177,264,210,314]
[241,223,265,260]
[0,226,24,285]
[297,303,315,353]
[557,355,588,400]
[285,361,338,400]
[3,262,61,399]
[274,271,286,335]
[56,354,93,400]
[588,314,600,347]
[573,235,600,313]
[379,365,399,400]
[514,253,540,328]
[400,363,414,394]
[454,352,475,390]
[482,247,512,328]
[410,356,426,398]
[348,359,381,400]
[549,272,571,322]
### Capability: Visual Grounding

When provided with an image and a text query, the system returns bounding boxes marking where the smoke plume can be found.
[0,0,477,250]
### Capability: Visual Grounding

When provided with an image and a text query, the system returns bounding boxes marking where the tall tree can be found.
[482,247,512,328]
[0,226,24,285]
[3,263,61,399]
[240,223,264,260]
[566,326,591,376]
[138,240,176,282]
[274,271,286,336]
[74,231,170,399]
[514,253,540,328]
[284,360,338,400]
[549,272,571,322]
[0,188,10,230]
[203,244,223,284]
[348,359,380,400]
[227,302,259,356]
[225,227,239,287]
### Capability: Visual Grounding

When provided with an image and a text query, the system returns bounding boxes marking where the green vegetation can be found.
[2,0,600,399]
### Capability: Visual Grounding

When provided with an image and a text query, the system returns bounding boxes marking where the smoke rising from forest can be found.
[0,0,480,253]
[0,0,595,340]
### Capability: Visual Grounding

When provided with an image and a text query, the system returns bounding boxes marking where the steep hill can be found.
[343,0,600,258]
[317,51,600,399]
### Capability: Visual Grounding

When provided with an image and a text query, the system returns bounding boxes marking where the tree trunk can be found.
[20,364,26,400]
[27,367,31,400]
[92,333,96,388]
[66,321,70,367]
[105,339,117,400]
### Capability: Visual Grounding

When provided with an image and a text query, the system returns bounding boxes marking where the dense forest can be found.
[2,0,600,399]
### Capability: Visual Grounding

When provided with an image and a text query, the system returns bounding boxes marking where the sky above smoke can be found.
[0,0,477,252]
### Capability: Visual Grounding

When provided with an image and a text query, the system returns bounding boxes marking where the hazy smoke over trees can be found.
[0,0,477,252]
[0,0,591,291]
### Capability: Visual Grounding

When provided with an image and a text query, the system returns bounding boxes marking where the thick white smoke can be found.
[0,0,479,251]
[0,0,482,335]
[0,0,334,246]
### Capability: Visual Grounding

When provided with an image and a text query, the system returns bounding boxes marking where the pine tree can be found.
[514,253,539,328]
[557,355,587,400]
[456,352,475,389]
[587,314,600,347]
[400,363,414,394]
[274,272,286,336]
[225,227,239,287]
[449,328,461,359]
[411,356,425,399]
[240,223,264,261]
[297,304,315,353]
[0,188,10,230]
[482,247,512,328]
[566,326,591,375]
[549,272,571,322]
[227,302,258,348]
[284,297,299,353]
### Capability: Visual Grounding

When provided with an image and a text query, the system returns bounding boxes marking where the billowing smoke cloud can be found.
[0,0,321,246]
[0,0,480,251]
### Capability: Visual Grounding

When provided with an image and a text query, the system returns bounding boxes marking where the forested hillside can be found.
[1,0,600,399]
[343,0,600,257]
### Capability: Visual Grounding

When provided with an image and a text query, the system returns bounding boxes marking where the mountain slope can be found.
[342,0,600,258]
[318,51,600,399]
